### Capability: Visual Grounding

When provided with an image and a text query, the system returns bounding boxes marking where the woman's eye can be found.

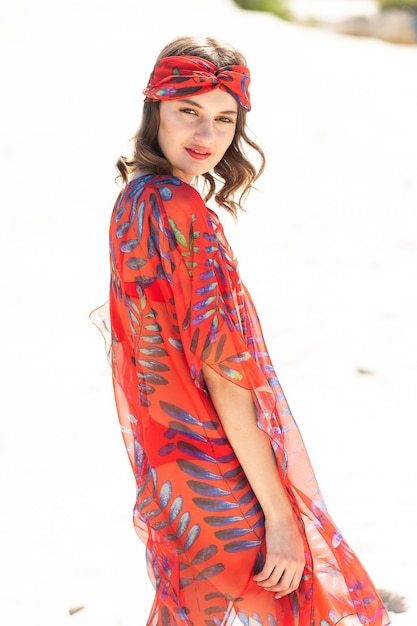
[218,117,234,124]
[180,108,197,116]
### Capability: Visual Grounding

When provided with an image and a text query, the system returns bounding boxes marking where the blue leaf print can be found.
[213,335,226,364]
[120,239,139,253]
[205,605,228,616]
[116,202,137,237]
[193,498,238,512]
[192,308,217,325]
[160,401,206,428]
[202,420,220,431]
[224,539,263,552]
[139,346,168,358]
[143,334,164,344]
[159,481,172,509]
[238,490,255,506]
[173,607,190,623]
[187,481,231,497]
[138,372,168,386]
[204,515,245,527]
[267,377,280,388]
[128,309,140,326]
[168,337,184,352]
[159,186,173,200]
[196,281,217,295]
[167,421,207,443]
[177,460,222,481]
[204,592,224,600]
[136,471,151,498]
[125,294,139,312]
[267,616,278,626]
[136,198,145,242]
[164,428,177,440]
[223,467,243,480]
[150,469,158,493]
[169,496,183,523]
[199,269,215,280]
[196,563,225,581]
[253,516,265,530]
[237,612,250,626]
[218,364,243,381]
[177,441,216,463]
[144,321,162,331]
[136,496,153,512]
[150,192,164,229]
[161,606,171,625]
[329,611,342,622]
[158,443,176,456]
[203,232,218,243]
[135,276,157,289]
[214,528,254,540]
[147,227,158,259]
[138,381,155,395]
[193,296,217,311]
[152,520,170,530]
[126,257,147,270]
[225,351,251,363]
[332,528,343,548]
[217,452,237,463]
[160,581,170,601]
[184,524,200,550]
[232,477,248,492]
[213,258,226,284]
[245,502,262,517]
[176,511,191,538]
[191,544,218,565]
[138,359,169,372]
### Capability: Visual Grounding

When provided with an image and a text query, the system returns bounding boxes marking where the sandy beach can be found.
[1,0,416,624]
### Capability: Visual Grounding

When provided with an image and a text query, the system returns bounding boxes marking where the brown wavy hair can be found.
[116,36,266,216]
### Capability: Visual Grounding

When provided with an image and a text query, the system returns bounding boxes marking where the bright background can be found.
[1,0,416,624]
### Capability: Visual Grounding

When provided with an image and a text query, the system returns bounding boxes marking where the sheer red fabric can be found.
[103,174,389,626]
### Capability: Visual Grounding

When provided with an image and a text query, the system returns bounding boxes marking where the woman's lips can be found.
[185,147,212,160]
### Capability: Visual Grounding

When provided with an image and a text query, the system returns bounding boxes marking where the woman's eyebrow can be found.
[177,98,238,115]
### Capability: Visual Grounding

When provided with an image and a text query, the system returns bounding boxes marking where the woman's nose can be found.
[194,118,213,143]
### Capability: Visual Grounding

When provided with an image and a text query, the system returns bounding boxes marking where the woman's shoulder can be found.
[123,174,210,228]
[126,174,204,206]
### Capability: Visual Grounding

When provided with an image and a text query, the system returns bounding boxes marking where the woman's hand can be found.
[253,515,305,598]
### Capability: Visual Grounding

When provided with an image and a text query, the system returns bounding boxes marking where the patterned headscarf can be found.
[143,55,251,111]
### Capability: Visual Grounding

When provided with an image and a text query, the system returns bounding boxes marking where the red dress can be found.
[105,174,389,626]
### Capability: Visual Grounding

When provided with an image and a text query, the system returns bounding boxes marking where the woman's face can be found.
[157,89,238,184]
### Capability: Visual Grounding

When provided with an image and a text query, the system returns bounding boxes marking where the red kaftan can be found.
[103,174,389,626]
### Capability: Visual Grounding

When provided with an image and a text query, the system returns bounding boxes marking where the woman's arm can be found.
[202,364,305,598]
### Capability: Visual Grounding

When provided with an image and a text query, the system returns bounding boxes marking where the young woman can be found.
[91,36,390,626]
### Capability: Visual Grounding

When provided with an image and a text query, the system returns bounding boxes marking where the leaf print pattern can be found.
[108,175,390,626]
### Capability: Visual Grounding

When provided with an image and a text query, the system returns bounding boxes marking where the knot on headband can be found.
[143,55,251,111]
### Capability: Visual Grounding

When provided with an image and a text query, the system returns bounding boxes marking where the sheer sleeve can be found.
[155,183,273,393]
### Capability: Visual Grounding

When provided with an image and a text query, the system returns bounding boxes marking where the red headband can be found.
[143,55,251,111]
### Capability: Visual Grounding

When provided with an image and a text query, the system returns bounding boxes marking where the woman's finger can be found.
[252,559,279,583]
[274,566,305,597]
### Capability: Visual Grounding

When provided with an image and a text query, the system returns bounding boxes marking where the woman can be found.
[92,36,390,626]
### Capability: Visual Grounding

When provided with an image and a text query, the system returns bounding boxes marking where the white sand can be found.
[1,0,416,624]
